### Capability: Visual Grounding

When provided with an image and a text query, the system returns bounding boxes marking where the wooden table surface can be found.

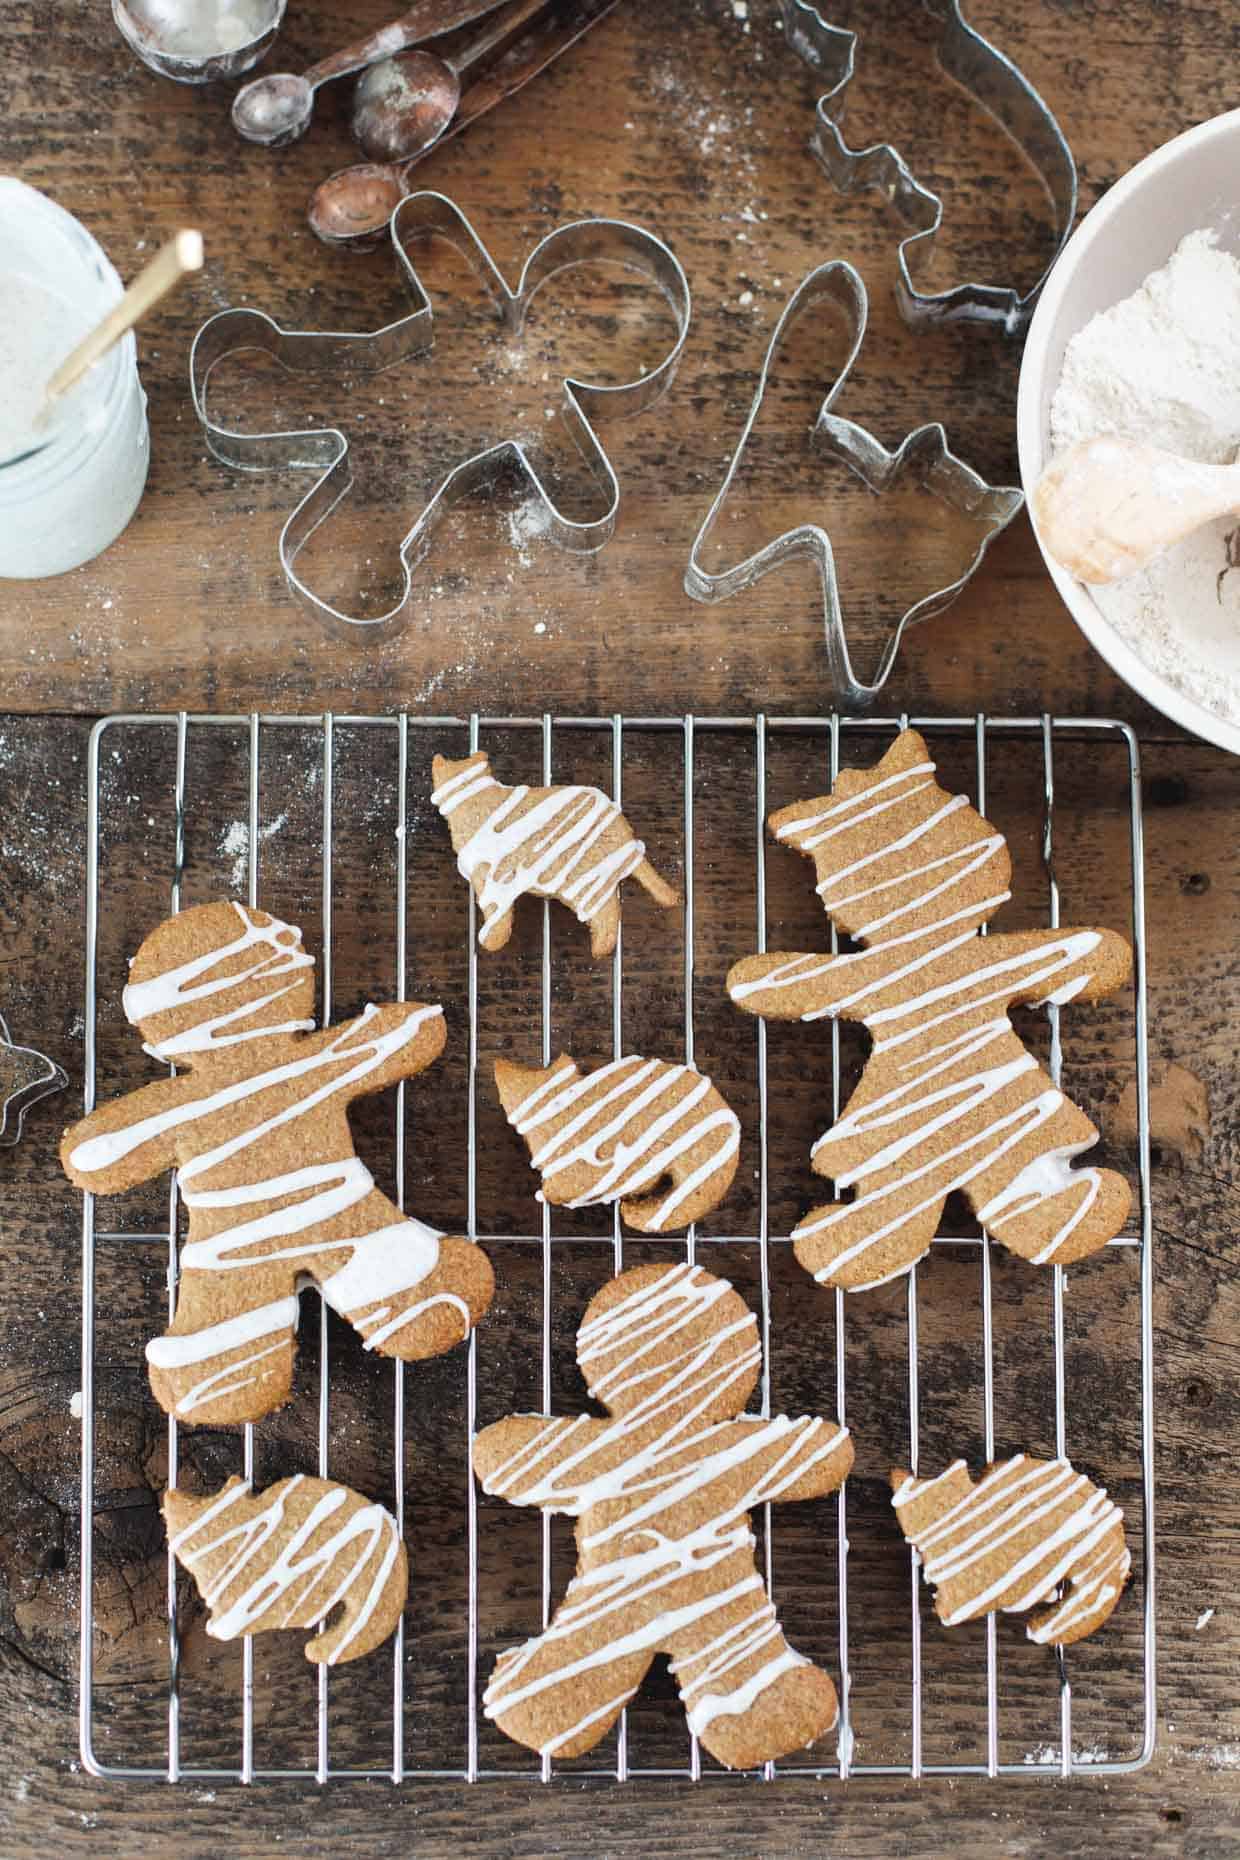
[2,0,1238,1854]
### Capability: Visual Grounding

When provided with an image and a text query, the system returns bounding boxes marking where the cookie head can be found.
[430,751,494,815]
[574,1261,761,1422]
[123,900,317,1063]
[769,728,1011,947]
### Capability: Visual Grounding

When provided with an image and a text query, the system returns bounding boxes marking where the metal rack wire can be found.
[78,712,1154,1784]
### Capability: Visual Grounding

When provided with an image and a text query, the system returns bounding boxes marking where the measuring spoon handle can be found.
[302,0,509,90]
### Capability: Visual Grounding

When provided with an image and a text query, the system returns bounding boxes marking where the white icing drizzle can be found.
[893,1455,1130,1644]
[505,1055,740,1231]
[146,1295,299,1416]
[71,1000,466,1416]
[433,755,646,943]
[730,737,1123,1288]
[478,1264,849,1749]
[168,1474,402,1664]
[124,902,316,1058]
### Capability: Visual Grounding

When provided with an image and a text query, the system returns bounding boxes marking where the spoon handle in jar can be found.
[41,230,203,412]
[302,0,509,88]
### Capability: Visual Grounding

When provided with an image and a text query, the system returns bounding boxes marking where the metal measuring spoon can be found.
[231,0,505,146]
[309,0,551,248]
[350,0,545,161]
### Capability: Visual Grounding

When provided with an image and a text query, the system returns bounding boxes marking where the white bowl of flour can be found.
[1018,108,1240,754]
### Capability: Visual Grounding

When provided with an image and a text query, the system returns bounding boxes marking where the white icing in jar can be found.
[0,178,149,578]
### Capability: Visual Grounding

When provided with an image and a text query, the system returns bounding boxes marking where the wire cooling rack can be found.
[78,712,1154,1785]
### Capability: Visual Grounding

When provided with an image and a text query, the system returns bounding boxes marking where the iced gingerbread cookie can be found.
[892,1454,1130,1646]
[727,728,1133,1292]
[61,901,493,1425]
[431,750,678,957]
[474,1261,853,1769]
[165,1473,407,1664]
[494,1052,740,1233]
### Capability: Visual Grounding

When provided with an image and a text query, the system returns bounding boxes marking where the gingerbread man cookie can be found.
[727,728,1133,1291]
[494,1052,740,1233]
[474,1262,853,1768]
[891,1455,1130,1647]
[431,750,678,957]
[165,1474,407,1664]
[61,901,493,1425]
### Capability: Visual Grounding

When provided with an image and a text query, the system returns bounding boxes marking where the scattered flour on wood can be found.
[219,812,288,890]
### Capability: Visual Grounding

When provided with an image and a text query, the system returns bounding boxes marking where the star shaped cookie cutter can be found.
[0,1012,67,1147]
[684,261,1024,707]
[780,0,1078,335]
[189,190,692,631]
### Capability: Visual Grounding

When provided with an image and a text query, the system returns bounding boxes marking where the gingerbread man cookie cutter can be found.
[780,0,1078,335]
[189,190,691,632]
[684,262,1024,708]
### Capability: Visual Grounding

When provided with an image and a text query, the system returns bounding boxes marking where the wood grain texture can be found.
[0,0,1238,1854]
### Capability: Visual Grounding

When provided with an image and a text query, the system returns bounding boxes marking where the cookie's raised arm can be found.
[61,1075,188,1195]
[326,1000,447,1102]
[473,1415,609,1515]
[726,950,881,1024]
[997,926,1133,1010]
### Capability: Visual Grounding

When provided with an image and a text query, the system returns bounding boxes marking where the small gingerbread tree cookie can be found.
[494,1052,741,1233]
[474,1261,853,1769]
[728,728,1133,1292]
[62,900,493,1426]
[891,1454,1130,1647]
[431,750,678,957]
[165,1473,407,1665]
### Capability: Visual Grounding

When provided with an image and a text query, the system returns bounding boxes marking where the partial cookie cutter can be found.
[0,1012,67,1146]
[684,261,1024,706]
[189,191,691,631]
[780,0,1078,335]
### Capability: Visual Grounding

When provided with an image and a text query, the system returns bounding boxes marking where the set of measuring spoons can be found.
[114,0,617,248]
[239,0,618,248]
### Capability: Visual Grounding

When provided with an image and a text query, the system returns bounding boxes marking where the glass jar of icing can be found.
[0,178,149,578]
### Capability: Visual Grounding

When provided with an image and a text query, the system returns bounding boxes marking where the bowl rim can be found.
[1017,106,1240,757]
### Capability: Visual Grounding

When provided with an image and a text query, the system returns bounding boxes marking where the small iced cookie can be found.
[474,1261,853,1768]
[61,900,493,1426]
[164,1474,407,1665]
[891,1454,1131,1646]
[727,728,1133,1292]
[494,1052,740,1232]
[431,750,678,957]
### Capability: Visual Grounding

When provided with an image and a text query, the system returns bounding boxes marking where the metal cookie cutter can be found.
[189,191,691,632]
[780,0,1078,335]
[0,1012,67,1146]
[684,261,1023,707]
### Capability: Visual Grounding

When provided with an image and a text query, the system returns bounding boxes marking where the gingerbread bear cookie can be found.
[61,901,493,1425]
[727,728,1133,1291]
[431,750,678,957]
[474,1261,853,1768]
[891,1454,1130,1646]
[494,1052,740,1233]
[165,1473,407,1664]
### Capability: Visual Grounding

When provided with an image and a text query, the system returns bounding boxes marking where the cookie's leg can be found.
[329,1230,494,1361]
[667,1593,838,1770]
[478,895,515,951]
[484,1588,654,1759]
[792,1191,945,1292]
[977,1163,1131,1267]
[587,895,620,959]
[633,856,679,909]
[146,1275,298,1426]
